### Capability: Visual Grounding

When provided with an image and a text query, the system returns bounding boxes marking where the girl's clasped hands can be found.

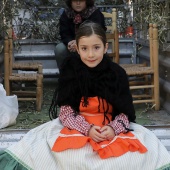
[88,125,116,142]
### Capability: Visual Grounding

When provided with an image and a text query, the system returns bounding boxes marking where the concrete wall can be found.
[159,50,170,113]
[0,40,4,83]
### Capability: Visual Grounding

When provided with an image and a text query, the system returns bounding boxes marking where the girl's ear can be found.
[104,43,108,53]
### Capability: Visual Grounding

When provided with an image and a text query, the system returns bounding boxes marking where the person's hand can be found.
[100,125,116,140]
[88,125,106,142]
[68,40,76,52]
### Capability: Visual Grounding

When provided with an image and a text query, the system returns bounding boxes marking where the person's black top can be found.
[56,55,136,123]
[59,8,106,45]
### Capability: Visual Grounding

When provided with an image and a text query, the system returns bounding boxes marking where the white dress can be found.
[0,118,170,170]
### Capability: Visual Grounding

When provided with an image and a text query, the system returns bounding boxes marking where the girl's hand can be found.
[100,126,116,140]
[88,125,106,142]
[68,40,76,52]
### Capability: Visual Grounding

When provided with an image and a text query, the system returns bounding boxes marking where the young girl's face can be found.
[76,34,108,68]
[71,0,86,12]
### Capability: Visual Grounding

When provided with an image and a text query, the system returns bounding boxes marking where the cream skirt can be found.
[0,118,170,170]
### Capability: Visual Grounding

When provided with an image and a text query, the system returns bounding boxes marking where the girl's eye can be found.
[95,46,100,50]
[82,47,87,51]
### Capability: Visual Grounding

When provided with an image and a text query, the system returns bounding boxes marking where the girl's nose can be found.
[76,0,80,4]
[88,50,94,58]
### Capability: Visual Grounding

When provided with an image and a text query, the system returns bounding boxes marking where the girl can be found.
[0,22,170,170]
[55,0,106,68]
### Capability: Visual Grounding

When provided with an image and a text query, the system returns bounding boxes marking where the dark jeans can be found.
[54,42,79,70]
[54,43,69,69]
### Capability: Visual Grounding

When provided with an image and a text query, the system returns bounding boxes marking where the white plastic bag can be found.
[0,83,19,129]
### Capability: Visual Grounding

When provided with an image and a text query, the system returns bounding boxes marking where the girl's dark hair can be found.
[49,21,107,120]
[65,0,94,8]
[76,21,107,47]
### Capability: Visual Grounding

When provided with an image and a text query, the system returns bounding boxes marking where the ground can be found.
[3,81,170,130]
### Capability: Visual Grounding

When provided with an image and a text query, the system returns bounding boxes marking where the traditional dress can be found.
[0,56,170,170]
[52,97,147,159]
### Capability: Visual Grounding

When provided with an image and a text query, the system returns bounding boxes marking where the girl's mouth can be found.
[87,60,96,62]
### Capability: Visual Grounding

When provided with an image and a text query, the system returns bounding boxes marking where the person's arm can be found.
[59,12,75,45]
[59,105,92,136]
[108,113,130,135]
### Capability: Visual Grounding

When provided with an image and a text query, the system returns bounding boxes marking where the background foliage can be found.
[133,0,170,43]
[0,0,169,43]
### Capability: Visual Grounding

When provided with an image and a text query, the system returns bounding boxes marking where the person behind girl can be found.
[55,0,106,68]
[0,22,170,170]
